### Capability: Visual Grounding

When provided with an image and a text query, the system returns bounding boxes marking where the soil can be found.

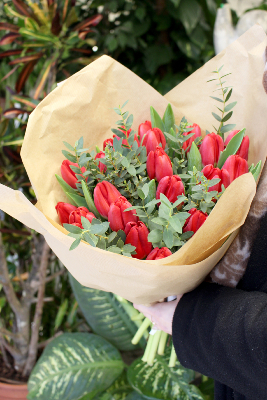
[0,355,28,385]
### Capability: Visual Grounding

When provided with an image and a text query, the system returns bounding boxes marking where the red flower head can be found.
[183,208,208,235]
[103,138,113,150]
[108,196,138,232]
[224,130,249,161]
[55,202,77,225]
[146,247,172,260]
[202,165,230,192]
[199,132,224,166]
[61,160,86,189]
[124,221,152,259]
[222,155,248,183]
[95,151,107,173]
[147,146,173,182]
[69,207,96,227]
[138,120,152,141]
[94,181,121,218]
[182,123,202,153]
[142,128,166,154]
[156,175,185,205]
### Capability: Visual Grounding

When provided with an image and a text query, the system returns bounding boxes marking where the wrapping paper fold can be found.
[0,25,266,304]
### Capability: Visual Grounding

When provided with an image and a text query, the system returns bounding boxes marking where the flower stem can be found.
[157,331,168,355]
[147,330,162,366]
[168,343,177,368]
[131,317,151,345]
[142,333,154,362]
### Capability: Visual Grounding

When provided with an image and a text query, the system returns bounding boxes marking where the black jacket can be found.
[172,212,267,400]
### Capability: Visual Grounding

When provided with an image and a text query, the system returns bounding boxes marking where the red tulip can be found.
[142,128,166,153]
[182,123,202,153]
[71,222,83,228]
[138,120,152,141]
[199,132,224,166]
[146,247,172,260]
[108,196,138,232]
[94,181,121,218]
[69,207,96,227]
[224,130,249,161]
[147,146,173,182]
[125,221,152,259]
[61,160,86,189]
[55,202,77,225]
[156,175,185,205]
[103,138,113,150]
[95,151,107,173]
[222,155,248,183]
[119,126,140,147]
[183,208,208,234]
[202,165,230,192]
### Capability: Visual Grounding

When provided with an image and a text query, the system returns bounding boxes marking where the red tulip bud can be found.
[146,247,172,260]
[69,206,96,227]
[95,151,107,173]
[199,132,224,166]
[202,164,230,192]
[156,175,185,205]
[119,126,140,147]
[71,222,83,228]
[103,138,113,150]
[108,196,138,232]
[182,123,202,153]
[224,130,250,161]
[222,155,248,183]
[147,147,173,182]
[55,202,77,225]
[61,160,86,189]
[94,181,121,218]
[138,120,152,141]
[125,221,152,259]
[142,128,166,153]
[183,208,208,234]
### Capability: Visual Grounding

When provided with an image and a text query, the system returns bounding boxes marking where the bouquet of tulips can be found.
[53,67,261,365]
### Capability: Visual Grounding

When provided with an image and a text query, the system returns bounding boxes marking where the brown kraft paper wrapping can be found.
[0,25,266,304]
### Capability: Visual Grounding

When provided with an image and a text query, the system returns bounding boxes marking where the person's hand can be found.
[133,295,183,335]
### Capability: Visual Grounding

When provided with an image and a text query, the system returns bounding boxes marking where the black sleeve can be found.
[172,282,267,398]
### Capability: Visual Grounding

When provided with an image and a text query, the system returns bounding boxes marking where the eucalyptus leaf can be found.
[63,224,82,234]
[163,227,174,248]
[212,112,221,122]
[148,229,163,243]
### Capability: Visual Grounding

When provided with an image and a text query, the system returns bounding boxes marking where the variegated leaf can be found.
[0,22,19,32]
[92,371,133,400]
[3,108,31,119]
[0,32,20,45]
[27,333,124,400]
[16,60,37,93]
[127,344,205,400]
[69,274,146,350]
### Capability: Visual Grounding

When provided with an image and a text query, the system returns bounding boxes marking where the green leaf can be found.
[63,224,82,234]
[82,181,101,219]
[225,88,233,102]
[178,0,201,35]
[150,106,165,132]
[251,160,262,181]
[27,333,124,400]
[108,246,122,254]
[137,188,145,200]
[66,192,88,208]
[69,275,146,350]
[188,142,202,171]
[151,217,167,226]
[127,165,136,176]
[212,112,221,122]
[163,227,174,248]
[55,174,77,205]
[121,100,129,109]
[70,238,82,251]
[127,345,200,400]
[93,371,133,400]
[162,104,175,133]
[220,124,236,134]
[81,216,91,230]
[224,101,237,112]
[148,229,163,243]
[144,180,156,205]
[63,141,75,152]
[221,111,233,123]
[217,128,245,169]
[54,299,68,330]
[169,215,182,233]
[210,96,224,103]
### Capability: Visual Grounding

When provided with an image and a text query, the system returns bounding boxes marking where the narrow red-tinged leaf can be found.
[62,0,69,22]
[15,60,37,93]
[12,0,34,18]
[1,65,19,82]
[73,14,103,31]
[71,0,76,5]
[51,10,62,36]
[3,107,31,119]
[0,32,20,45]
[33,59,55,99]
[12,95,39,109]
[78,29,93,40]
[47,0,54,6]
[71,48,92,54]
[9,53,42,65]
[0,49,23,58]
[62,68,71,78]
[0,22,19,32]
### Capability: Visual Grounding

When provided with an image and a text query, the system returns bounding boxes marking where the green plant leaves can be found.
[178,0,201,35]
[188,142,202,171]
[92,371,133,400]
[127,345,204,400]
[69,275,145,350]
[217,128,245,169]
[150,106,165,132]
[55,174,77,205]
[27,333,124,400]
[163,104,175,133]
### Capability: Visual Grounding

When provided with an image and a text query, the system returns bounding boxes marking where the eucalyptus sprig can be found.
[208,65,237,140]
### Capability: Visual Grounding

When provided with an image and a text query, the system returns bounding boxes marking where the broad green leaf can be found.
[162,104,175,133]
[70,238,81,251]
[82,181,101,219]
[224,101,237,112]
[144,180,156,205]
[28,333,124,400]
[93,371,133,400]
[221,111,233,123]
[178,0,201,35]
[217,129,245,169]
[125,392,147,400]
[54,299,68,331]
[55,174,77,205]
[147,229,163,243]
[220,124,236,134]
[251,160,262,182]
[225,88,232,102]
[69,275,146,350]
[127,345,203,400]
[163,227,174,248]
[63,224,82,234]
[188,142,202,171]
[212,112,221,122]
[150,107,165,132]
[66,192,88,208]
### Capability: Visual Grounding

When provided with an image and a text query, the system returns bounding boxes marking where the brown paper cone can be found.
[0,25,266,304]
